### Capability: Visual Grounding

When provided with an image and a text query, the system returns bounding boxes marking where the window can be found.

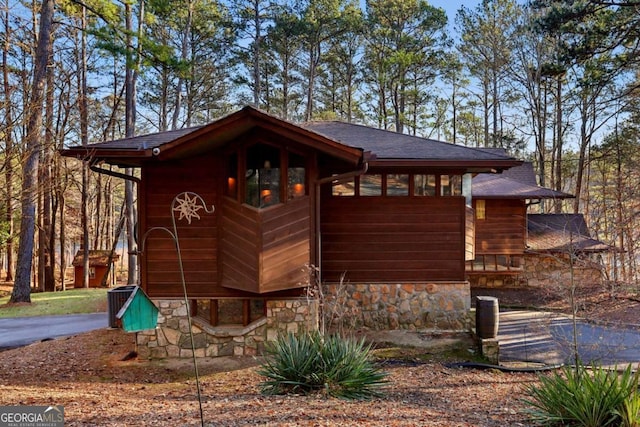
[245,144,281,208]
[476,199,486,220]
[236,144,308,208]
[359,174,382,196]
[441,174,462,196]
[413,174,436,196]
[329,172,470,199]
[288,152,306,199]
[466,255,523,273]
[226,152,238,198]
[386,174,409,196]
[194,299,266,327]
[332,177,355,196]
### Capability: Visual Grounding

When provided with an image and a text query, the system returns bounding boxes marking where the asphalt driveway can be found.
[498,310,640,369]
[0,312,107,350]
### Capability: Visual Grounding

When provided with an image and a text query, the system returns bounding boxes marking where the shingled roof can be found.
[472,162,573,199]
[301,121,519,170]
[61,106,520,172]
[527,214,610,253]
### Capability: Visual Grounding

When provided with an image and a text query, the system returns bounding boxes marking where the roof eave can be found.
[60,147,151,167]
[367,159,522,172]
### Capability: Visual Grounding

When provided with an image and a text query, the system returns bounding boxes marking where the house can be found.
[72,250,119,288]
[468,161,608,288]
[524,213,610,288]
[61,106,520,358]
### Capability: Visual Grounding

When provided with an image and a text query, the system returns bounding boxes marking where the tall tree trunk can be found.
[554,75,563,213]
[124,0,143,285]
[11,0,55,303]
[252,0,261,107]
[42,29,55,291]
[3,0,14,282]
[78,5,90,288]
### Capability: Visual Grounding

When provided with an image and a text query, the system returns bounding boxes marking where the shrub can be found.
[258,331,388,400]
[523,363,640,427]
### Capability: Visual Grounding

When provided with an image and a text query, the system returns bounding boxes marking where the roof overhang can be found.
[367,158,522,173]
[61,106,364,168]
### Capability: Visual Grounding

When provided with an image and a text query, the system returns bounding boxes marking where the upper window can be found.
[288,152,306,200]
[440,174,462,196]
[226,143,307,209]
[331,173,470,200]
[414,174,436,196]
[386,174,409,196]
[359,174,382,196]
[246,144,281,208]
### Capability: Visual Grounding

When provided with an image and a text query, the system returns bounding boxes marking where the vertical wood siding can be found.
[320,196,466,282]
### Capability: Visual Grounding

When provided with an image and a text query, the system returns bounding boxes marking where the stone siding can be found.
[136,298,318,359]
[323,282,471,331]
[468,254,605,289]
[522,253,605,288]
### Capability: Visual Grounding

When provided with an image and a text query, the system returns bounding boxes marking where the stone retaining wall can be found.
[468,254,605,289]
[323,282,471,331]
[136,282,472,359]
[522,253,604,288]
[136,298,318,359]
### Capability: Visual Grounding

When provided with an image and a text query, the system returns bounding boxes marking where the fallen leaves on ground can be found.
[0,329,536,426]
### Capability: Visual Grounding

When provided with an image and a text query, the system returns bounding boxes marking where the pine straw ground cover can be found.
[0,328,537,426]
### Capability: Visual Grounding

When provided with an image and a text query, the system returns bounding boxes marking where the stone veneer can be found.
[468,253,605,289]
[136,298,318,359]
[322,282,471,331]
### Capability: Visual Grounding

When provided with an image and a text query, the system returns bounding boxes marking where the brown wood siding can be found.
[259,196,310,292]
[221,196,311,293]
[141,155,220,298]
[220,200,261,292]
[465,206,475,261]
[474,199,526,254]
[320,196,466,282]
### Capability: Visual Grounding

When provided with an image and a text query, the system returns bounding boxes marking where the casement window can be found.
[226,143,307,208]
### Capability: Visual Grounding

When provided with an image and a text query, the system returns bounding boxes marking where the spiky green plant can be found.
[524,363,640,427]
[258,331,388,400]
[616,389,640,427]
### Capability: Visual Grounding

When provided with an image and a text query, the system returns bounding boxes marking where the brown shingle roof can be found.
[473,162,573,199]
[527,214,610,253]
[61,106,520,171]
[72,250,120,267]
[301,121,518,163]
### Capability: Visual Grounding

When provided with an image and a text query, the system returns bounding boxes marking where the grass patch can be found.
[0,288,109,318]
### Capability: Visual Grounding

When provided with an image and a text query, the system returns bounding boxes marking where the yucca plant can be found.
[258,331,388,400]
[616,389,640,427]
[524,363,640,427]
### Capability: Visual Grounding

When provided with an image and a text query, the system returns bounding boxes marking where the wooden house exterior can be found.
[467,162,608,288]
[72,250,119,288]
[62,106,520,358]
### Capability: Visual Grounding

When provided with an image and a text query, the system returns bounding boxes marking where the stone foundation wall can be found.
[136,298,318,359]
[323,282,471,331]
[469,254,605,289]
[522,253,605,288]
